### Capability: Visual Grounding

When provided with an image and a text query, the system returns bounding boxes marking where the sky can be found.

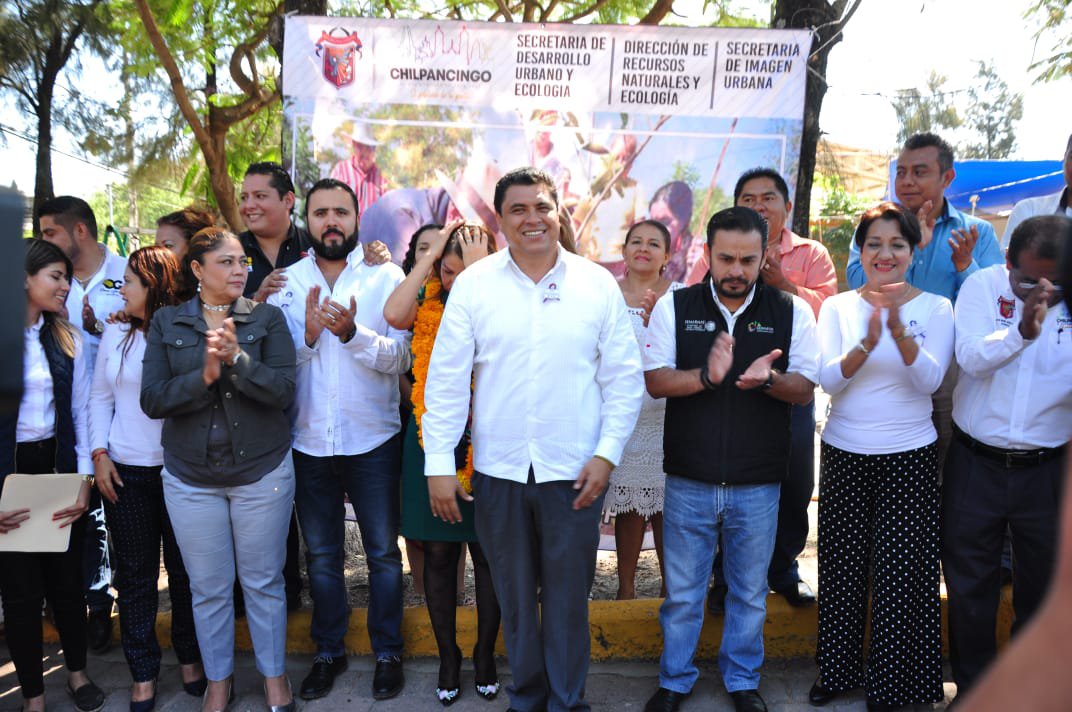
[2,0,1069,205]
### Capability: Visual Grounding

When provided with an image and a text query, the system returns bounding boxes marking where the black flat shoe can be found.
[87,609,113,654]
[644,687,690,712]
[808,678,837,706]
[67,681,106,712]
[729,689,767,712]
[775,580,817,607]
[300,655,348,700]
[373,655,404,700]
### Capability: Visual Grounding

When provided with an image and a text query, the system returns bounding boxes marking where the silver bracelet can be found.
[856,341,871,355]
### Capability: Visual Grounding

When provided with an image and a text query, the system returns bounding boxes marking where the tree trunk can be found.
[774,0,860,237]
[32,91,55,232]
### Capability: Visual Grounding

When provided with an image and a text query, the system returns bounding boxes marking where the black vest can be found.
[0,324,78,485]
[663,281,794,485]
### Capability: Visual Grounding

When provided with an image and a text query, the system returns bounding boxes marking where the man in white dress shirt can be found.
[421,167,644,712]
[37,196,121,653]
[943,214,1072,703]
[1000,134,1072,252]
[267,178,412,701]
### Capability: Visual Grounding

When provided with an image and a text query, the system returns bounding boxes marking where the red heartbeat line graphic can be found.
[400,24,491,64]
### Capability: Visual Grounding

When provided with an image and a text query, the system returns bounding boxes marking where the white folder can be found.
[0,473,85,552]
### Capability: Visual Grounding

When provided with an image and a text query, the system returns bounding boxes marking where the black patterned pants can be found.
[103,462,200,682]
[816,442,944,707]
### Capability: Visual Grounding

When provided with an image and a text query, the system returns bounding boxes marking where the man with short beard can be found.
[643,207,819,712]
[267,179,412,701]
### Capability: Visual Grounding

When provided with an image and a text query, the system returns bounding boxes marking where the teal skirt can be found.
[400,413,477,542]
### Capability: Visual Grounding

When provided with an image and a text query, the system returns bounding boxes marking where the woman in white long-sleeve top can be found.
[89,246,205,712]
[809,203,954,712]
[0,239,102,712]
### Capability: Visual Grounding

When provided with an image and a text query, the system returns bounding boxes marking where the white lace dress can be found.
[606,282,684,517]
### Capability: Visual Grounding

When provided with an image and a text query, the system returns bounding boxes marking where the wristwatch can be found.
[93,319,105,336]
[762,368,780,390]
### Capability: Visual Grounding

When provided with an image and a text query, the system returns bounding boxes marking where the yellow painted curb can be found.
[45,588,1014,660]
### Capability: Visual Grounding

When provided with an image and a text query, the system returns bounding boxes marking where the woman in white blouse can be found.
[0,239,101,712]
[810,203,953,712]
[89,246,204,712]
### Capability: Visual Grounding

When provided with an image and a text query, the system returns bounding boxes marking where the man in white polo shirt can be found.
[268,178,411,701]
[943,214,1072,704]
[421,167,643,712]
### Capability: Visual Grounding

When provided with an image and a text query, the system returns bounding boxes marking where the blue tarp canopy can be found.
[887,160,1064,215]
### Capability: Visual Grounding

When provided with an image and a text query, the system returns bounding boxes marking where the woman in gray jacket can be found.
[141,228,296,712]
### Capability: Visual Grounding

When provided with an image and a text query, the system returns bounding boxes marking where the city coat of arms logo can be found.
[315,27,363,88]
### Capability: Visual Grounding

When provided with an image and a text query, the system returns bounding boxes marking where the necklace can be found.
[75,246,106,290]
[201,300,232,313]
[411,276,474,494]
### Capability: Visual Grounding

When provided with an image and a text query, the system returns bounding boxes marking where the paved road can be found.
[0,645,956,711]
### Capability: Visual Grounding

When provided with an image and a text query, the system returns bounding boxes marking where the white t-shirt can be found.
[818,289,954,455]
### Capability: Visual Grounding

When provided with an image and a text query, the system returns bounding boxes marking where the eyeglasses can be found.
[1017,280,1064,295]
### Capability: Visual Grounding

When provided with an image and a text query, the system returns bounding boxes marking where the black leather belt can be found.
[954,426,1066,469]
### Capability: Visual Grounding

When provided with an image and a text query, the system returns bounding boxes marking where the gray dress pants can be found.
[473,468,603,712]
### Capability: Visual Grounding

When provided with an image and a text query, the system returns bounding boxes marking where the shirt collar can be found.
[26,315,44,334]
[776,227,798,255]
[708,280,757,317]
[504,243,567,284]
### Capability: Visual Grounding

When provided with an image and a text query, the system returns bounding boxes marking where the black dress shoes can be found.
[706,583,728,615]
[373,655,405,700]
[299,655,348,700]
[775,580,817,607]
[644,687,690,712]
[87,609,113,654]
[729,689,767,712]
[808,678,837,706]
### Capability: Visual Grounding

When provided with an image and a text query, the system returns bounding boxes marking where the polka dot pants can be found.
[816,442,944,707]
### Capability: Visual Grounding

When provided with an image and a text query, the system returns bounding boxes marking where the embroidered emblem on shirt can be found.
[747,320,774,334]
[101,278,123,290]
[998,296,1015,320]
[684,319,716,333]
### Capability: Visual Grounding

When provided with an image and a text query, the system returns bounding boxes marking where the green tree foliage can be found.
[890,70,962,145]
[961,61,1023,160]
[119,0,285,229]
[0,0,109,227]
[1026,0,1070,82]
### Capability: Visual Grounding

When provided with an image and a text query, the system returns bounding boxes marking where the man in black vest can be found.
[642,207,820,712]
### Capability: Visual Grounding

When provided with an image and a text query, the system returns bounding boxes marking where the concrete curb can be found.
[45,587,1014,660]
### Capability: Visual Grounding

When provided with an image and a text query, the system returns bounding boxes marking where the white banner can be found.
[284,18,809,119]
[282,17,809,276]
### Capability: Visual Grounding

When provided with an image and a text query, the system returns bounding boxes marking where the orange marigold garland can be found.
[411,276,474,493]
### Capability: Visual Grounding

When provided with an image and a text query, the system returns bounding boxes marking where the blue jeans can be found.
[162,454,294,680]
[659,475,780,693]
[293,436,403,657]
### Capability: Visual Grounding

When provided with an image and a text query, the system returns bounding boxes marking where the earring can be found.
[196,281,201,293]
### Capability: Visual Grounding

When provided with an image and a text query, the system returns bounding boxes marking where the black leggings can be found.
[423,540,500,687]
[0,438,88,699]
